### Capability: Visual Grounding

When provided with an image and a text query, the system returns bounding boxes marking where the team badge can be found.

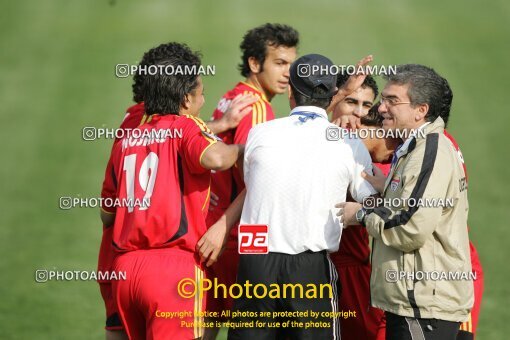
[390,175,401,192]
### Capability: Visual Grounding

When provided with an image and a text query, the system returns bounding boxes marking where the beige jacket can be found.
[365,117,473,322]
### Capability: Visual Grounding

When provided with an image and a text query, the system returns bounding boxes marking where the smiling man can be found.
[331,73,378,121]
[338,64,473,340]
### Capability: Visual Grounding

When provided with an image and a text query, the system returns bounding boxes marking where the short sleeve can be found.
[234,100,272,145]
[180,115,218,174]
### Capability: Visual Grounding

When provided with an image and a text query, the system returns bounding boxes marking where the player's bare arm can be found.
[100,209,115,227]
[206,93,257,134]
[200,142,244,171]
[197,188,247,266]
[327,55,374,112]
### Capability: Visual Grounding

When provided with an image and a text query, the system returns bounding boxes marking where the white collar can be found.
[289,106,328,119]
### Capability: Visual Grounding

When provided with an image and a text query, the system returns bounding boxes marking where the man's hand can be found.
[331,115,362,130]
[222,93,258,129]
[208,192,219,212]
[335,202,362,227]
[197,216,229,267]
[327,55,373,112]
[362,165,386,193]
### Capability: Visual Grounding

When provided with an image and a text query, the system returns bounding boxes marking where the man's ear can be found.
[248,56,261,74]
[416,103,429,121]
[182,94,191,111]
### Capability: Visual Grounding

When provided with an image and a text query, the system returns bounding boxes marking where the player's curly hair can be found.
[238,23,299,77]
[336,73,379,99]
[132,42,200,104]
[384,64,452,127]
[142,43,202,115]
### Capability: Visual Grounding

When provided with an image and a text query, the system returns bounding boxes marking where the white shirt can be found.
[241,106,377,254]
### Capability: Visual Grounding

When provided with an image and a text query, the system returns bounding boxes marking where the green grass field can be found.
[1,0,509,339]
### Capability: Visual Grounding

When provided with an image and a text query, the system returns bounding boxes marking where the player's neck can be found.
[245,76,274,102]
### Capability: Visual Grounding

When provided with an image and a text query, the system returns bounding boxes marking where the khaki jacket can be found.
[365,117,473,322]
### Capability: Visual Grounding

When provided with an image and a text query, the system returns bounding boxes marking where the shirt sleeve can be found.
[234,100,271,145]
[180,115,218,174]
[347,138,378,202]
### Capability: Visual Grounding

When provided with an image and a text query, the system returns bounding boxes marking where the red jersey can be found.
[206,82,275,232]
[332,161,392,266]
[101,103,147,209]
[103,114,217,253]
[444,130,468,181]
[98,103,146,278]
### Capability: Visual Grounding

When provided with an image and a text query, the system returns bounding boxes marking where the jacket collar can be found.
[396,117,445,158]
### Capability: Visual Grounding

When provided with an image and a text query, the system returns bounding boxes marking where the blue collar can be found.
[290,111,325,123]
[289,106,328,123]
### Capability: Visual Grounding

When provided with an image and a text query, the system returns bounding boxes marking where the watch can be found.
[355,208,367,226]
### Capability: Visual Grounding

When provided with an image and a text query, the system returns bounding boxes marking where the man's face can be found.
[360,127,401,163]
[379,83,422,131]
[332,86,375,120]
[186,76,205,117]
[254,45,297,97]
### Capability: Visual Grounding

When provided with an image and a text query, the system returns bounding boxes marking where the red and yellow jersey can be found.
[101,103,146,207]
[103,114,217,253]
[206,82,275,236]
[98,103,146,278]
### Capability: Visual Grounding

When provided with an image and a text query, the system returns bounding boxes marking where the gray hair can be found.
[385,64,453,126]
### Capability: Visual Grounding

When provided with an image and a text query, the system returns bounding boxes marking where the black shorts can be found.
[228,250,341,340]
[385,312,461,340]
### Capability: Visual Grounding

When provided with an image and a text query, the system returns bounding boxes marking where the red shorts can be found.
[335,263,385,340]
[112,248,205,340]
[99,282,123,331]
[97,226,123,331]
[205,245,240,317]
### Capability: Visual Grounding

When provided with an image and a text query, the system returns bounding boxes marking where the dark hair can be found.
[361,102,383,127]
[132,42,200,104]
[142,43,202,115]
[238,23,299,77]
[291,84,332,110]
[336,73,379,99]
[384,64,452,126]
